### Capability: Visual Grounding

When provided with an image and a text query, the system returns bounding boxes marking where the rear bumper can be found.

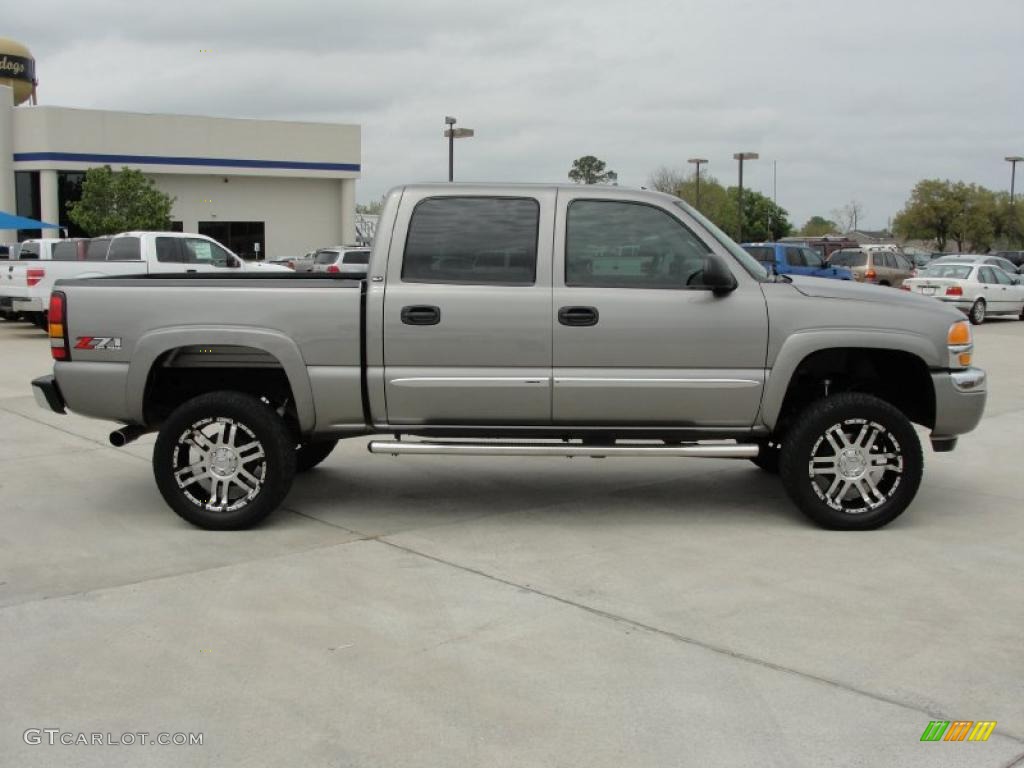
[32,375,66,415]
[930,368,986,447]
[10,296,44,312]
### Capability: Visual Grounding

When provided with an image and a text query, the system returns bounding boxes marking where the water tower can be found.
[0,38,36,105]
[0,38,37,239]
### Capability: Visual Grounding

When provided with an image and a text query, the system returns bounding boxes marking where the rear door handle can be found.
[401,305,441,326]
[558,306,599,327]
[185,269,197,273]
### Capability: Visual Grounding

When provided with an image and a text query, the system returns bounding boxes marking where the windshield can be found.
[672,200,767,280]
[921,265,972,279]
[315,250,341,264]
[829,251,866,267]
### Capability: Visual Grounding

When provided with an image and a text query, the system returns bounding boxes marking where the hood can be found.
[786,274,939,309]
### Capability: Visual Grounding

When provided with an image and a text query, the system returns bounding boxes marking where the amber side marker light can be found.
[947,321,972,368]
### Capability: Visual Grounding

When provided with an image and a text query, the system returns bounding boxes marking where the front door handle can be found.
[558,306,599,327]
[401,305,441,326]
[185,269,197,273]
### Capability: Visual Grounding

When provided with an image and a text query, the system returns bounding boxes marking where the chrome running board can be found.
[367,440,759,459]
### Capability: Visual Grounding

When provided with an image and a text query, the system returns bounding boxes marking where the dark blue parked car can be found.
[742,242,852,280]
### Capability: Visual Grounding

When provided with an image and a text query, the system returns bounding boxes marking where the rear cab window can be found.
[17,242,40,260]
[403,197,539,285]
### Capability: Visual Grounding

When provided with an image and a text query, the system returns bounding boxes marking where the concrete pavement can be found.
[1,317,1022,767]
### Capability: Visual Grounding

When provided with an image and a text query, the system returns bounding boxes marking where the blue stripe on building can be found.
[13,151,360,172]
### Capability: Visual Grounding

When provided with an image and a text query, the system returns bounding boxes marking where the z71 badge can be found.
[74,336,122,351]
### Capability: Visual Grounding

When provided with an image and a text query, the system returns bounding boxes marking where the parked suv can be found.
[742,242,852,280]
[828,248,914,288]
[312,246,371,276]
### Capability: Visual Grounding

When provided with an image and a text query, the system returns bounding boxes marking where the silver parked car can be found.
[312,246,371,277]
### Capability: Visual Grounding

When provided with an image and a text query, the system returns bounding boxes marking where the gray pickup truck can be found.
[32,184,986,531]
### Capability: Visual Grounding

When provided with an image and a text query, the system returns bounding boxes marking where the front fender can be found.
[760,329,938,430]
[126,326,315,431]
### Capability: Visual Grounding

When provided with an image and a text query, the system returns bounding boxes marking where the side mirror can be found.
[703,255,738,295]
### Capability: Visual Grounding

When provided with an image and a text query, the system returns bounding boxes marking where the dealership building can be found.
[0,79,361,260]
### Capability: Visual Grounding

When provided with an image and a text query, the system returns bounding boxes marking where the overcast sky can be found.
[6,0,1023,229]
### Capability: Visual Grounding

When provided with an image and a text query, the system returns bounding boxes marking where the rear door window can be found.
[978,267,996,284]
[107,237,141,261]
[342,250,370,265]
[403,197,539,285]
[800,247,824,268]
[52,241,80,260]
[155,237,182,263]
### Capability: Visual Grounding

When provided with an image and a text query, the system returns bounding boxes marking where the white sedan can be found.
[902,262,1024,324]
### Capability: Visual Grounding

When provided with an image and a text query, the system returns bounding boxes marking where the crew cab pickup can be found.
[32,184,987,531]
[6,232,287,325]
[742,242,852,280]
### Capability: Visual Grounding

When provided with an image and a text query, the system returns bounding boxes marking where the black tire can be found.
[153,391,296,530]
[969,298,985,325]
[779,393,922,530]
[295,438,338,472]
[750,439,781,473]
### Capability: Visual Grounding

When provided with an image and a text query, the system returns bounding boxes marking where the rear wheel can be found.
[153,391,296,530]
[969,298,986,325]
[779,393,922,530]
[295,439,338,472]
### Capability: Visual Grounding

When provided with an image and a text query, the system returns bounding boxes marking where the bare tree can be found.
[647,166,688,195]
[830,200,865,233]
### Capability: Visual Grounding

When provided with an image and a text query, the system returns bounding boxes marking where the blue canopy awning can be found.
[0,211,60,230]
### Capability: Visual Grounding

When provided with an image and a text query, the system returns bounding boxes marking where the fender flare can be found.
[126,326,315,431]
[760,329,939,430]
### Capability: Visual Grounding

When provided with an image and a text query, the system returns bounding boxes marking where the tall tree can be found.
[830,200,865,233]
[893,180,968,252]
[568,155,618,185]
[646,166,688,195]
[801,216,838,237]
[671,171,792,241]
[68,166,175,236]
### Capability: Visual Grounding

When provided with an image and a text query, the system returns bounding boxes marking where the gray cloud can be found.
[6,0,1023,228]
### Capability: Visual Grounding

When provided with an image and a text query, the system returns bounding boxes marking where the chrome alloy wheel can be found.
[807,418,904,514]
[172,416,267,512]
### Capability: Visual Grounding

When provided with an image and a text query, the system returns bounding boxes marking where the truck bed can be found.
[53,274,366,434]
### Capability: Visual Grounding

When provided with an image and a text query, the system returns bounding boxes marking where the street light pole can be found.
[445,116,456,182]
[733,152,759,243]
[687,158,708,210]
[444,116,475,183]
[1006,156,1023,205]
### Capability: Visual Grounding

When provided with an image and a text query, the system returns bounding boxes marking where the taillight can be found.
[27,267,45,287]
[326,265,340,273]
[946,286,963,296]
[864,268,877,281]
[49,291,69,361]
[899,285,910,291]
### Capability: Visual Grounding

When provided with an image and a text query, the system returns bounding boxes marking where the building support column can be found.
[0,85,16,243]
[340,178,356,245]
[39,169,59,233]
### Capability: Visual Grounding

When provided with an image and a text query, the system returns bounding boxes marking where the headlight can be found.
[947,320,973,368]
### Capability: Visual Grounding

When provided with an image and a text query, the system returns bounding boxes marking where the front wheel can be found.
[153,391,296,530]
[779,393,922,530]
[969,298,986,325]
